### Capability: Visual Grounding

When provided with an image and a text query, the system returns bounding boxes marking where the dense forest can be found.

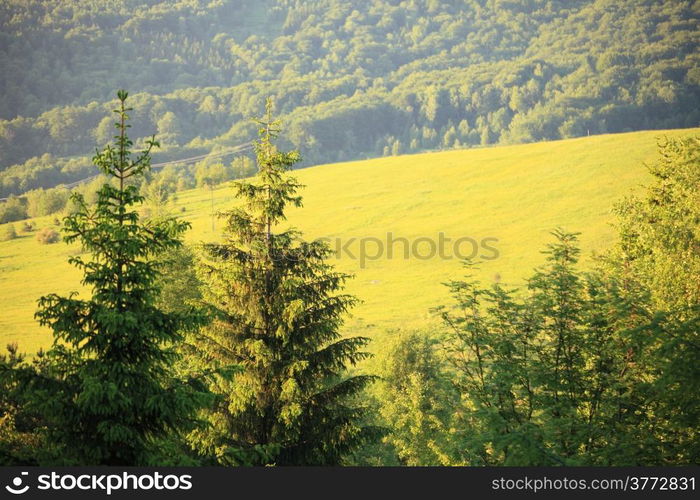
[1,0,699,200]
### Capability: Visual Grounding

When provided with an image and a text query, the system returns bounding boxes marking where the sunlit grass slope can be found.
[1,128,697,353]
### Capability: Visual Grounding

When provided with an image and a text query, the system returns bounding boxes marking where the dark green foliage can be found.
[187,99,381,465]
[0,344,46,465]
[6,91,209,465]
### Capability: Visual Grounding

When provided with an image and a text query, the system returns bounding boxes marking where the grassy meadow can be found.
[1,128,697,354]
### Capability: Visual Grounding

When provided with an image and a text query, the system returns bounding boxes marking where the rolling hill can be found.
[1,127,697,354]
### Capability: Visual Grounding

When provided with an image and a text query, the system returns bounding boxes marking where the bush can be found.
[36,227,60,244]
[1,224,17,241]
[21,221,35,232]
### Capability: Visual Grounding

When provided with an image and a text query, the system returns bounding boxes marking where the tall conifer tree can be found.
[22,91,207,465]
[189,99,380,465]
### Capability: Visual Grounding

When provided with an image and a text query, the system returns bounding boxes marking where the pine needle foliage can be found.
[14,90,209,465]
[188,99,381,465]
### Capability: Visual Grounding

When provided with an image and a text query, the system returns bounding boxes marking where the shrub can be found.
[21,221,35,232]
[36,227,60,245]
[1,224,17,241]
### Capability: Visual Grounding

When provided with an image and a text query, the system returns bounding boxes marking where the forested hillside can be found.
[1,0,698,197]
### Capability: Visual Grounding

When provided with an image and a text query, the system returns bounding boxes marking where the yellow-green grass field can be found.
[1,128,697,354]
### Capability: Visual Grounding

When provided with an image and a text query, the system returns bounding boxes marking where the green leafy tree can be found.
[15,91,208,465]
[603,137,700,464]
[188,99,381,465]
[437,231,652,466]
[26,188,70,218]
[436,156,700,466]
[373,331,461,466]
[612,137,700,312]
[438,260,547,466]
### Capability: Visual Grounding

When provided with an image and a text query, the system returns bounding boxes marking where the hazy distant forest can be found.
[0,0,699,467]
[1,0,699,201]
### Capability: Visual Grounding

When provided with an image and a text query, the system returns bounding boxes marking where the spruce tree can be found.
[21,91,207,465]
[188,99,380,465]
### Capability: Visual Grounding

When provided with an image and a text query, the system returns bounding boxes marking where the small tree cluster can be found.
[428,138,700,466]
[367,138,699,467]
[0,197,27,223]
